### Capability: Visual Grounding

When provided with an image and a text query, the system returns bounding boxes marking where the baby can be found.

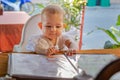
[26,4,81,78]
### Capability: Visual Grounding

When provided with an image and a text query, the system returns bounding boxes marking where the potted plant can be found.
[94,15,120,49]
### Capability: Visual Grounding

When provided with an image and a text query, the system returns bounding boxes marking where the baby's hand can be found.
[46,47,58,58]
[66,49,76,56]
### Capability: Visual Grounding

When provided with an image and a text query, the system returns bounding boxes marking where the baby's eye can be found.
[46,26,52,28]
[56,26,61,28]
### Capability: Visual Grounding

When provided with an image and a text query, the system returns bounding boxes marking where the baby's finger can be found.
[47,53,54,58]
[51,47,56,53]
[47,49,53,56]
[66,51,72,56]
[72,50,76,54]
[68,52,72,56]
[47,48,51,53]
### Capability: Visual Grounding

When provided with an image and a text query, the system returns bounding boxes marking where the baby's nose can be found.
[51,26,57,31]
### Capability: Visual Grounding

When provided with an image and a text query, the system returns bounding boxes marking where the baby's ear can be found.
[38,22,42,29]
[63,23,67,28]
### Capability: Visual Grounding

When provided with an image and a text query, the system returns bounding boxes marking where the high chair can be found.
[11,13,84,80]
[13,13,41,52]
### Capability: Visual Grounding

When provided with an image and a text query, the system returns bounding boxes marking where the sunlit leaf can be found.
[110,26,120,37]
[97,27,120,44]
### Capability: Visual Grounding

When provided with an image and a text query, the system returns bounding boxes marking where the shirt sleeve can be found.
[35,38,49,54]
[62,34,79,50]
[26,35,49,54]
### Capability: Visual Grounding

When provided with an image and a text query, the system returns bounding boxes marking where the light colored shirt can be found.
[27,34,78,53]
[26,34,81,78]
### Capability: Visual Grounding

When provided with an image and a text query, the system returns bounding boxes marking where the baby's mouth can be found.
[50,33,56,35]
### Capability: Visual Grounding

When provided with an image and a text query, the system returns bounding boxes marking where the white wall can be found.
[111,0,120,4]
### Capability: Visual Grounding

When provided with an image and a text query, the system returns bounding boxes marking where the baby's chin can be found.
[48,35,61,40]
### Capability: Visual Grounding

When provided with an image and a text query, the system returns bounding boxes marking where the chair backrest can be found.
[13,14,41,52]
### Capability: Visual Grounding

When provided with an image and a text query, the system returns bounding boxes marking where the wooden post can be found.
[79,2,86,50]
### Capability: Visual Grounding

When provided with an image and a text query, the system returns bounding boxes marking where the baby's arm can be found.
[65,39,78,50]
[27,36,58,56]
[35,38,49,54]
[63,34,78,55]
[26,35,49,54]
[64,36,80,68]
[35,39,58,57]
[63,34,78,50]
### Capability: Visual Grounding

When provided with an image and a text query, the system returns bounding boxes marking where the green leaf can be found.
[112,44,120,49]
[110,26,120,37]
[36,3,44,8]
[116,15,120,26]
[87,30,95,35]
[97,27,120,44]
[65,24,70,31]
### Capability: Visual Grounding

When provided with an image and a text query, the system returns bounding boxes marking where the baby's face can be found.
[41,13,64,40]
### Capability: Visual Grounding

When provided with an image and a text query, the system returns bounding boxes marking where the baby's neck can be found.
[43,36,58,46]
[50,38,57,46]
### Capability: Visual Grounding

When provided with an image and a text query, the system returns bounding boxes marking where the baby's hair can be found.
[41,4,65,20]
